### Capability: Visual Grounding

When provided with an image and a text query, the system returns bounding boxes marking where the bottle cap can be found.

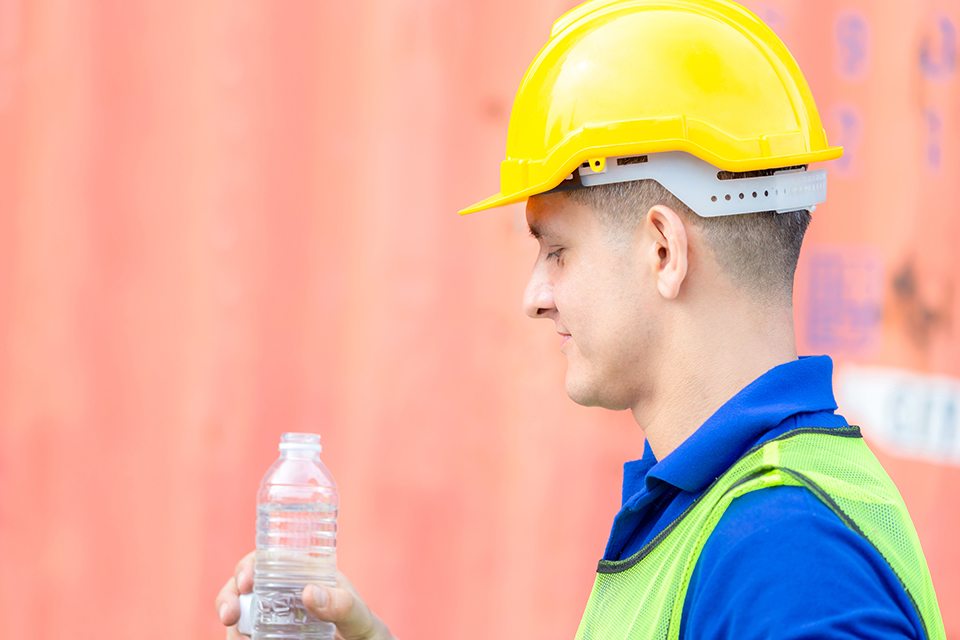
[278,432,323,452]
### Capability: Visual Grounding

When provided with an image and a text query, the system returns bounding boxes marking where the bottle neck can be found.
[280,449,320,460]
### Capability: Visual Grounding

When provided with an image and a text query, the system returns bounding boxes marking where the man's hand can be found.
[215,551,398,640]
[300,572,397,640]
[215,551,254,640]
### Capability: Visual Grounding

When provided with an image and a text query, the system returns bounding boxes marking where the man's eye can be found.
[546,248,563,262]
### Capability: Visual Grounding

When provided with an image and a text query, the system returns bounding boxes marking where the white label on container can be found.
[837,365,960,465]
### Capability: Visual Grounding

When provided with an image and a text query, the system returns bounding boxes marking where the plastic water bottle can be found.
[241,432,339,639]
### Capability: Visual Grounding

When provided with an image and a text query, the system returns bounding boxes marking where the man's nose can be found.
[523,264,555,319]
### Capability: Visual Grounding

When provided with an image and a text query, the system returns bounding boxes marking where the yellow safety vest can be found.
[575,427,946,640]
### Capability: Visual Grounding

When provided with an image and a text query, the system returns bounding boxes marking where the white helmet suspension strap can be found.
[551,151,827,217]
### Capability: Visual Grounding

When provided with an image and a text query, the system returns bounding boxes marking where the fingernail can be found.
[312,585,327,608]
[237,572,246,589]
[219,602,228,624]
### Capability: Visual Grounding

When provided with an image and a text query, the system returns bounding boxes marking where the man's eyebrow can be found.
[528,220,546,239]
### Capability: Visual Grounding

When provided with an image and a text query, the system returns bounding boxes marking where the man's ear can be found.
[639,204,689,300]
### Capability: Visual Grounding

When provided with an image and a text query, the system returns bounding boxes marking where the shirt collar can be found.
[622,440,657,506]
[644,355,839,494]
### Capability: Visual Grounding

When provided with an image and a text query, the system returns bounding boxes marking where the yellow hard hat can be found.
[460,0,843,215]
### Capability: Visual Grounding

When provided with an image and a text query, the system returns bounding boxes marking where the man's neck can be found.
[632,303,799,461]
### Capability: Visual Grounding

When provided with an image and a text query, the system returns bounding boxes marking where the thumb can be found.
[303,584,380,640]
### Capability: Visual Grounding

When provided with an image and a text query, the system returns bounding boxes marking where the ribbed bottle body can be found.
[253,434,338,640]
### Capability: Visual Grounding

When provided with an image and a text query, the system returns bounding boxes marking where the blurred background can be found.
[1,0,958,638]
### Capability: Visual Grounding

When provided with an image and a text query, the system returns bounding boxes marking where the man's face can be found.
[523,194,660,411]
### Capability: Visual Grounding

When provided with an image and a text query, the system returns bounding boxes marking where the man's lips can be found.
[559,333,571,346]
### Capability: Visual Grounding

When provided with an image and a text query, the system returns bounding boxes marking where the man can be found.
[217,1,946,638]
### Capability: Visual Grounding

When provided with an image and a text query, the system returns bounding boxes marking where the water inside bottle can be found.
[254,501,338,640]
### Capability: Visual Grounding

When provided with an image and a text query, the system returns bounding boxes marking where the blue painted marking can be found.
[925,108,943,173]
[805,248,883,356]
[831,104,862,176]
[920,16,957,81]
[757,6,786,33]
[835,11,871,81]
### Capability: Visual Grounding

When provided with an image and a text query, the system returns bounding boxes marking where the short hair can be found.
[563,179,810,304]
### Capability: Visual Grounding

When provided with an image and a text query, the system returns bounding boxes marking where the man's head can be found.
[462,0,840,422]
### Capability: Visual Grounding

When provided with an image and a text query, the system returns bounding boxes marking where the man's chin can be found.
[564,374,631,411]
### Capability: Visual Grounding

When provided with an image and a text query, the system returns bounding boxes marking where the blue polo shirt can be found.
[604,356,926,639]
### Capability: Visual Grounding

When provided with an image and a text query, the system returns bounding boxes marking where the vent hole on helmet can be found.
[752,192,758,198]
[617,155,648,166]
[739,193,745,199]
[717,165,807,180]
[724,194,731,201]
[711,195,717,202]
[764,190,769,196]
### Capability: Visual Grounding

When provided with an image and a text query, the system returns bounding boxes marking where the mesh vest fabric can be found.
[575,427,946,640]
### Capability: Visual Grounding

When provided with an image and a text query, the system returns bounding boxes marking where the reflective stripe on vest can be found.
[575,427,946,640]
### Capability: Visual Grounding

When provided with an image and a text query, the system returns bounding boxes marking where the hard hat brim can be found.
[459,145,843,216]
[458,191,528,216]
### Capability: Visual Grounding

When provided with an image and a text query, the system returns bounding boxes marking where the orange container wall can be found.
[0,2,957,639]
[779,2,960,631]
